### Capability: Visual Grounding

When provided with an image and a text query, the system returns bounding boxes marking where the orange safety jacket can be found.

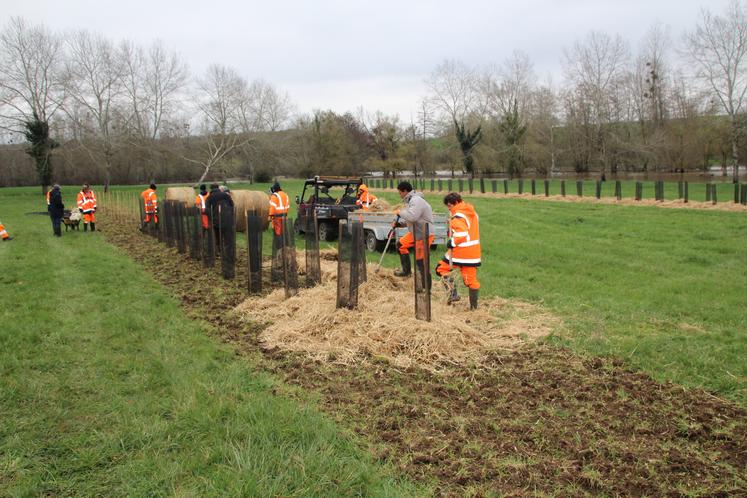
[77,189,97,213]
[46,191,51,206]
[195,193,209,228]
[141,188,158,213]
[269,190,290,218]
[444,201,481,267]
[356,187,377,210]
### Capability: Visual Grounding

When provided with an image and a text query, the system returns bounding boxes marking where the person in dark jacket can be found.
[48,184,65,237]
[205,183,234,254]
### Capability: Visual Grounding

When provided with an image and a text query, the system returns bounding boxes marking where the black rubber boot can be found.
[90,222,96,232]
[469,288,479,310]
[394,252,411,277]
[83,223,88,232]
[444,276,460,304]
[54,225,62,237]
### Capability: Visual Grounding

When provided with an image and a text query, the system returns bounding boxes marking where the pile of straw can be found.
[235,250,558,369]
[369,198,391,211]
[165,187,195,205]
[232,190,270,232]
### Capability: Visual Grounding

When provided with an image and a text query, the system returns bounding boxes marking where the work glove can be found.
[79,208,83,213]
[447,239,454,249]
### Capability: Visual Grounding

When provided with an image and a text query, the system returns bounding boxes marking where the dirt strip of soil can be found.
[103,218,747,497]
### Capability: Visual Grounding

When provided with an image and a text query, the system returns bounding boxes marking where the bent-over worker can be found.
[355,183,377,211]
[435,192,481,310]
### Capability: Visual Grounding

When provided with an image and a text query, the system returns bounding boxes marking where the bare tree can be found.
[62,30,125,190]
[685,0,747,182]
[0,17,65,191]
[425,59,478,126]
[482,50,535,120]
[237,79,294,132]
[120,39,188,142]
[189,64,249,184]
[563,30,630,174]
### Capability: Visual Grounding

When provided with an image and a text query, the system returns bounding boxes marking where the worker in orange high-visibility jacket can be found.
[0,221,12,241]
[435,192,481,310]
[195,184,209,229]
[355,183,377,211]
[268,181,289,236]
[141,183,158,227]
[77,184,98,232]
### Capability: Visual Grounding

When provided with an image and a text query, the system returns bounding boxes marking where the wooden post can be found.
[678,181,683,199]
[734,183,740,204]
[531,179,536,195]
[635,182,642,201]
[560,180,566,197]
[706,183,712,202]
[458,179,464,192]
[544,179,550,197]
[684,181,689,203]
[438,179,443,192]
[595,180,601,199]
[615,180,621,200]
[480,177,485,194]
[468,178,473,193]
[576,180,583,197]
[503,179,509,194]
[712,184,717,204]
[518,179,524,194]
[491,180,497,193]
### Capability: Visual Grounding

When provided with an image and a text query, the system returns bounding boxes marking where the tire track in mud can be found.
[104,222,747,497]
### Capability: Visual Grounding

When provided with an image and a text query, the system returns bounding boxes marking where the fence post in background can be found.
[576,180,583,197]
[518,179,524,194]
[735,183,740,204]
[468,177,473,193]
[438,179,443,192]
[560,180,566,197]
[480,177,485,194]
[458,179,464,192]
[706,183,712,202]
[595,180,601,199]
[430,178,435,191]
[635,182,642,201]
[447,179,453,192]
[678,181,684,199]
[712,184,717,204]
[684,182,689,203]
[614,181,621,200]
[741,184,747,205]
[544,179,550,197]
[530,179,536,195]
[491,180,497,193]
[503,179,509,194]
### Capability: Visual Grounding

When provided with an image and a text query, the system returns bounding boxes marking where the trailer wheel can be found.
[365,230,383,252]
[318,221,336,241]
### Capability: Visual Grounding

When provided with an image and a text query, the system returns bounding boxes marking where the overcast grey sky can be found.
[1,0,734,120]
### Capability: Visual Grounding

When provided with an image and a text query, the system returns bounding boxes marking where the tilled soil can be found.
[103,219,747,497]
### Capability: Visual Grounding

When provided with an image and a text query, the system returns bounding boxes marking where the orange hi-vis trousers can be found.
[398,231,435,260]
[435,259,480,290]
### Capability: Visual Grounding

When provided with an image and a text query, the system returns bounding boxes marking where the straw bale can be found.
[235,249,559,369]
[369,198,391,211]
[165,187,195,205]
[232,190,270,232]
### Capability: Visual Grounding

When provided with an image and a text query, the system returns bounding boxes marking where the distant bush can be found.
[254,169,272,183]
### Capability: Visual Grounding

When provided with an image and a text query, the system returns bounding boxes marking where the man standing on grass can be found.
[48,184,64,237]
[77,184,97,232]
[195,184,209,231]
[206,183,234,254]
[435,192,481,310]
[392,181,434,279]
[140,183,158,228]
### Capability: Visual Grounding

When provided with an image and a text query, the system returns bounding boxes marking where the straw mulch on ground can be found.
[234,250,559,369]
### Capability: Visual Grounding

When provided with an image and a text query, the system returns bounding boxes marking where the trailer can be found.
[351,211,449,252]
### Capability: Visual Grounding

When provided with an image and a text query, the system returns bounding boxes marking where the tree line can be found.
[0,1,745,191]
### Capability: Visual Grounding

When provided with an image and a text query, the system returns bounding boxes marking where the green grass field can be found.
[0,187,421,496]
[2,181,746,493]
